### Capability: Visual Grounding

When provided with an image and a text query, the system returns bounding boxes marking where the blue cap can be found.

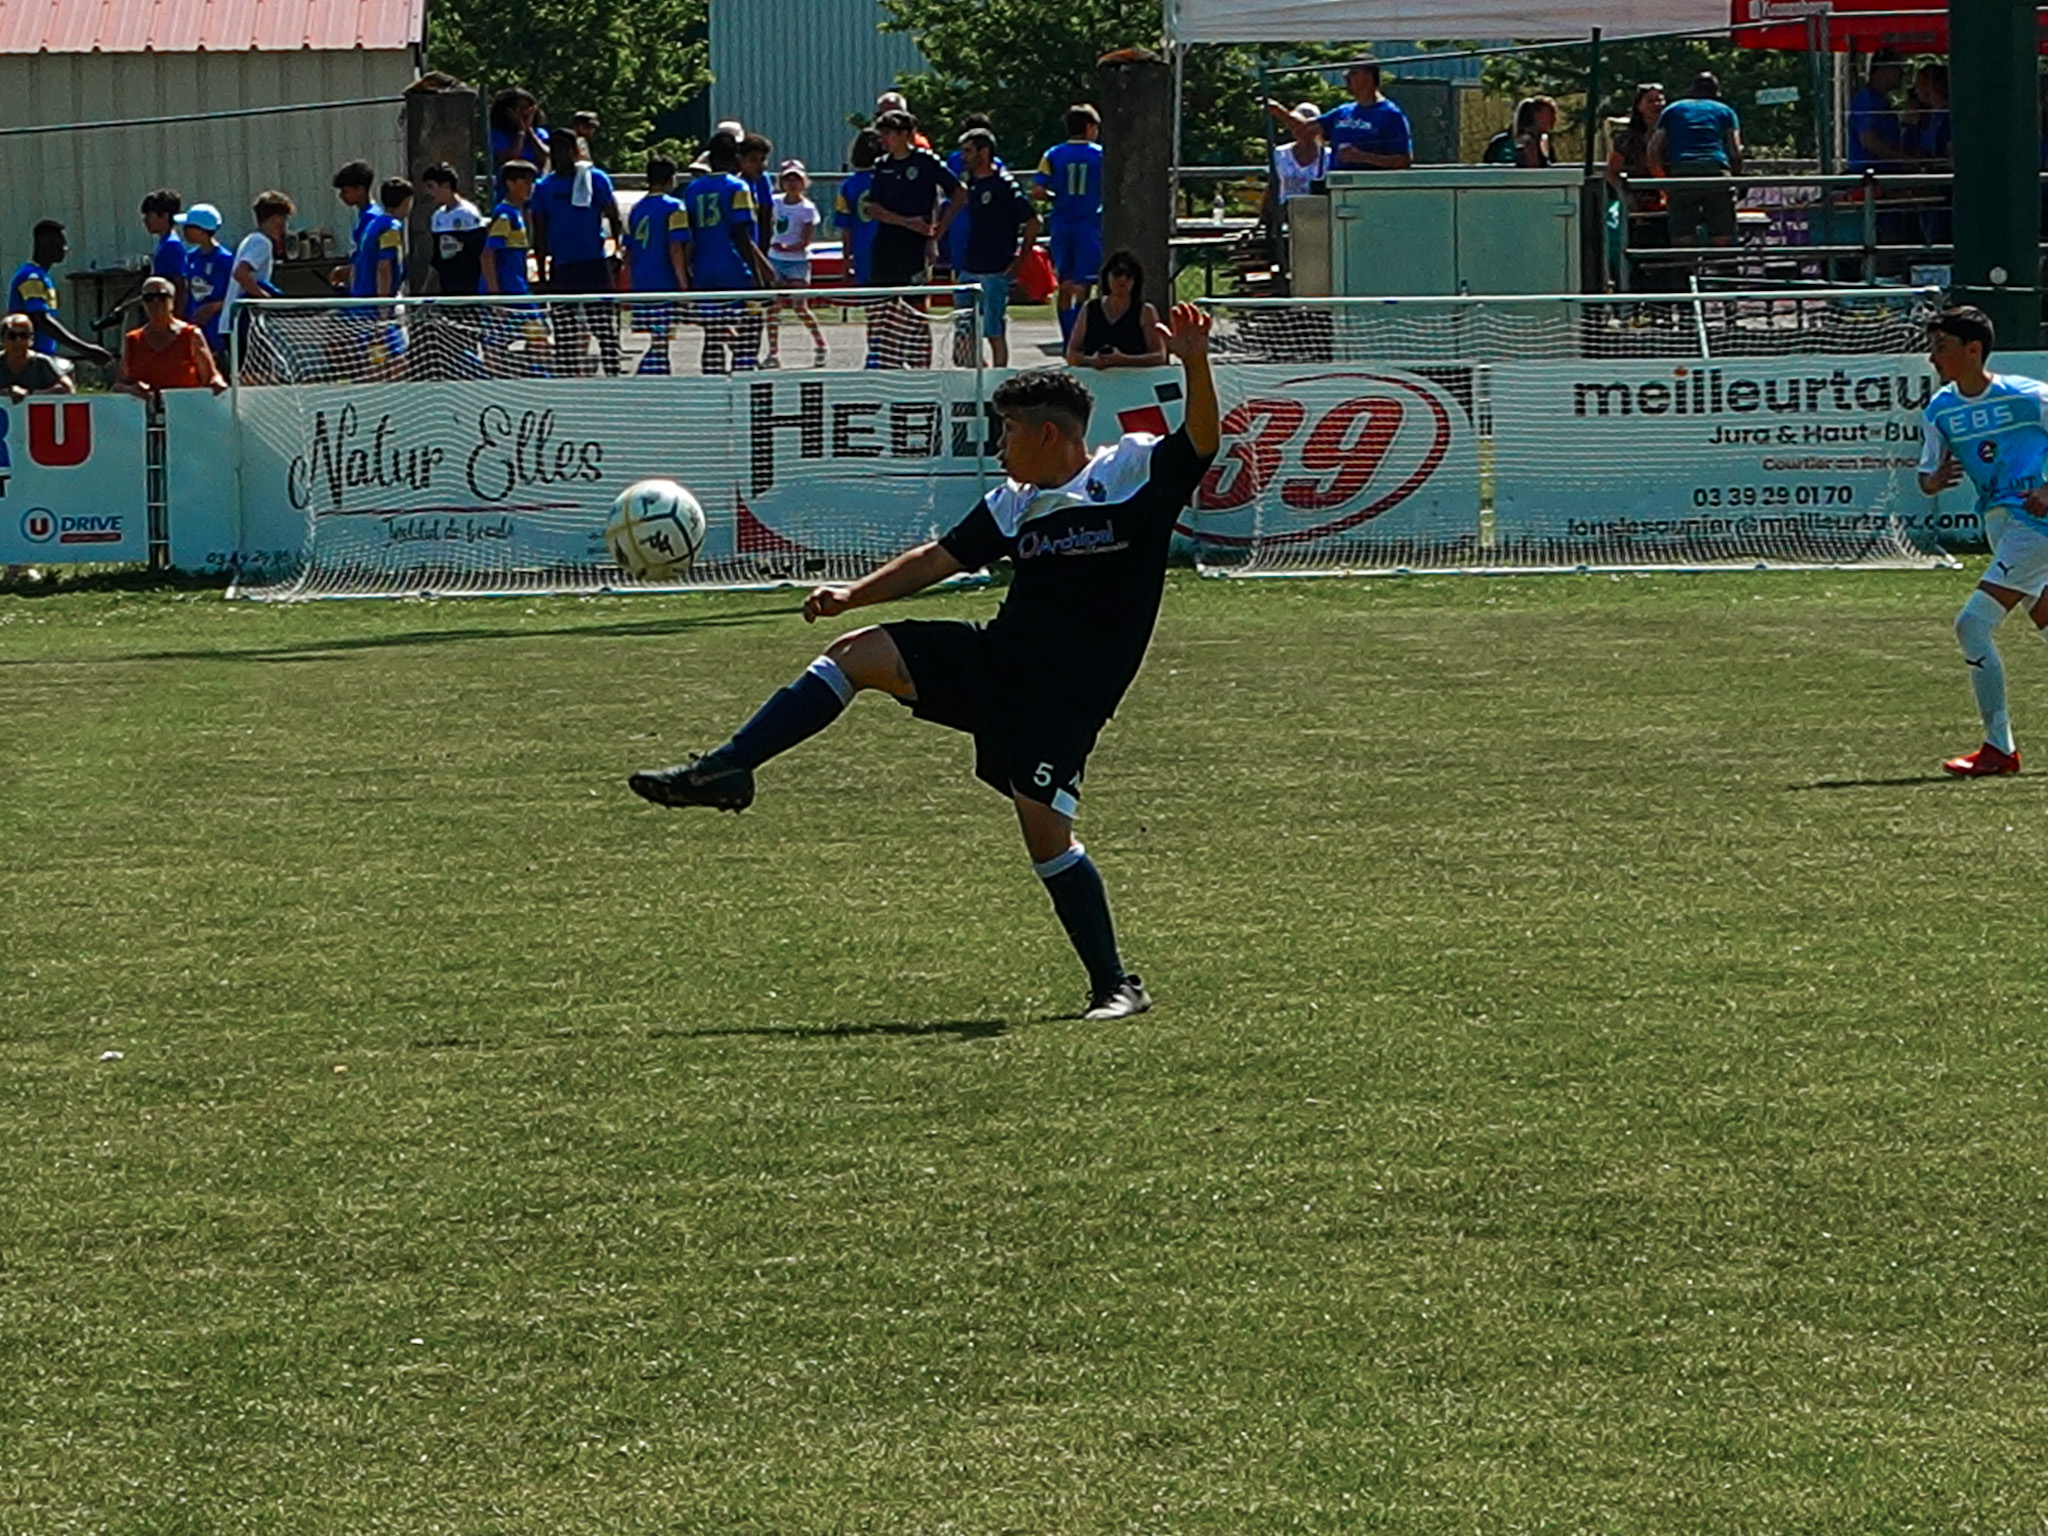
[182,203,223,232]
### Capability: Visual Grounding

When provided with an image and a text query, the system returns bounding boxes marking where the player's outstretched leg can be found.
[1017,801,1150,1020]
[1946,588,2023,776]
[628,628,909,811]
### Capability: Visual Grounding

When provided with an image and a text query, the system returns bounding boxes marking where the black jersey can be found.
[938,426,1214,718]
[869,147,961,262]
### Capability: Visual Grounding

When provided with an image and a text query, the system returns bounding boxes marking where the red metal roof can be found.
[0,0,425,53]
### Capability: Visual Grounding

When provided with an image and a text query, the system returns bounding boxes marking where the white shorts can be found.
[768,253,811,286]
[1984,510,2048,597]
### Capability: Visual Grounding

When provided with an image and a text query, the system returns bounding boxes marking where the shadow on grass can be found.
[1790,774,1975,790]
[3,607,801,667]
[652,1016,1012,1043]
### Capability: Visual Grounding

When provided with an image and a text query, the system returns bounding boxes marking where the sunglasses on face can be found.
[143,293,173,303]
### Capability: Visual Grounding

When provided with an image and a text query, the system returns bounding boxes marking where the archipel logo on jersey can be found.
[1186,371,1463,546]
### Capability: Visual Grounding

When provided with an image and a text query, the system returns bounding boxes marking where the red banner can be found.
[1732,0,2047,52]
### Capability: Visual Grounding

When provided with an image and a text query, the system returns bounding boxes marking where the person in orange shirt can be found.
[115,276,227,402]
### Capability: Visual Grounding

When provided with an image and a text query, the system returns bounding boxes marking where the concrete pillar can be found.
[404,81,480,295]
[1950,0,2039,347]
[1096,50,1175,308]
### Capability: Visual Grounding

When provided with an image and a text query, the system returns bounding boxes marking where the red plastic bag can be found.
[1016,244,1058,303]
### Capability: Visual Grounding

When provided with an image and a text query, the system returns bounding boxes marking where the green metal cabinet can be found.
[1324,169,1583,297]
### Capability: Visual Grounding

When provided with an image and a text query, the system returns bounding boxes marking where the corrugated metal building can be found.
[709,0,925,175]
[0,0,421,279]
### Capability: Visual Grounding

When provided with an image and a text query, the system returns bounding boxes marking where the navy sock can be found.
[718,656,853,770]
[1035,844,1125,998]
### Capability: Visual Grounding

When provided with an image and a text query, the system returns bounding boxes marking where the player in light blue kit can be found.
[1918,305,2048,776]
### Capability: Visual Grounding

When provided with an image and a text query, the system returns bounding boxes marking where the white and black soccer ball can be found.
[605,479,706,582]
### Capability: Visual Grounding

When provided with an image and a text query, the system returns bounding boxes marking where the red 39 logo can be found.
[1182,373,1457,547]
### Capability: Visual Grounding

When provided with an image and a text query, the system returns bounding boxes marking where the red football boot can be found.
[1942,742,2021,777]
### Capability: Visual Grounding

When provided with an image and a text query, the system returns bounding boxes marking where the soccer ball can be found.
[605,479,707,581]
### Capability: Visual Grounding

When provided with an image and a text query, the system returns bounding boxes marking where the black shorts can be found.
[869,232,928,289]
[885,618,1103,816]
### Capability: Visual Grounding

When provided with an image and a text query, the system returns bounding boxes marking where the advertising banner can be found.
[1491,355,1982,559]
[0,394,148,565]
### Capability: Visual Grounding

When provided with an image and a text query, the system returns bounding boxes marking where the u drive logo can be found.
[20,507,53,542]
[0,400,95,473]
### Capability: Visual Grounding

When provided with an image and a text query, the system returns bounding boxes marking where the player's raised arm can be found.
[1158,302,1219,456]
[804,539,966,622]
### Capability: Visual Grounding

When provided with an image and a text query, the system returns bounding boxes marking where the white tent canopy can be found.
[1166,0,1731,45]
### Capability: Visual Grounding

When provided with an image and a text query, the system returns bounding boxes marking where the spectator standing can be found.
[481,161,546,376]
[765,160,828,368]
[140,188,189,314]
[944,112,998,279]
[222,191,292,357]
[1035,104,1104,345]
[1905,62,1953,248]
[683,133,773,373]
[952,128,1039,368]
[867,109,965,368]
[8,221,113,366]
[738,133,777,265]
[1848,49,1909,173]
[1606,84,1672,290]
[835,129,885,289]
[116,276,226,401]
[1649,72,1742,250]
[626,153,692,374]
[1262,102,1330,212]
[532,125,624,375]
[876,93,934,150]
[0,312,74,401]
[1318,61,1413,170]
[422,162,487,296]
[180,203,234,357]
[1064,249,1166,369]
[1482,97,1557,166]
[350,178,410,299]
[489,88,550,198]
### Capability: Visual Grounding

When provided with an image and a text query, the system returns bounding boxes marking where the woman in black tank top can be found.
[1065,248,1168,369]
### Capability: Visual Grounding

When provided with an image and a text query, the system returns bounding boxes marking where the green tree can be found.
[429,0,711,160]
[1484,36,1819,158]
[880,0,1354,166]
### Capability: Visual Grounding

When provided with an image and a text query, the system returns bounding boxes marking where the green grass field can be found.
[5,570,2047,1534]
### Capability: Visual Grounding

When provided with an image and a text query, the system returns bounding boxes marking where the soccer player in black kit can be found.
[630,303,1220,1020]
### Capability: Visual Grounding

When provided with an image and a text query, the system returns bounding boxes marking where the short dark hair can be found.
[1691,71,1722,98]
[420,161,460,189]
[140,187,183,218]
[488,86,539,134]
[645,154,678,186]
[499,159,538,183]
[1345,59,1383,85]
[32,218,64,240]
[958,112,995,135]
[706,135,740,173]
[1066,103,1101,134]
[1930,305,1996,360]
[252,192,294,223]
[378,177,413,210]
[739,131,772,160]
[958,127,997,156]
[848,129,884,171]
[333,159,376,190]
[992,368,1093,441]
[874,109,916,135]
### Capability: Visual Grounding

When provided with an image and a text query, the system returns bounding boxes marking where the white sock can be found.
[1956,589,2016,752]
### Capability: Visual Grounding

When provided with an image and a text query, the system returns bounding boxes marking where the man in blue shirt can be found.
[179,203,234,359]
[1318,62,1413,171]
[1035,104,1104,343]
[140,188,188,315]
[683,134,773,373]
[835,129,884,289]
[1918,307,2048,777]
[1649,72,1743,249]
[626,154,691,374]
[1848,50,1908,173]
[532,126,625,375]
[9,221,112,366]
[481,161,548,376]
[953,129,1039,368]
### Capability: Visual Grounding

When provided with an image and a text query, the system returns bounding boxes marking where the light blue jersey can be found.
[1921,373,2048,524]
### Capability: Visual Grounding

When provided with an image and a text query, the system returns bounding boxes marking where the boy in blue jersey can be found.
[481,161,548,376]
[1035,104,1104,343]
[9,221,113,366]
[344,178,412,375]
[835,129,884,289]
[141,188,189,315]
[626,154,692,374]
[1918,306,2048,776]
[179,204,234,359]
[329,160,377,294]
[683,133,773,374]
[533,126,624,375]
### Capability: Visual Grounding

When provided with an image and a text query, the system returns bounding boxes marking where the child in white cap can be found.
[766,159,828,367]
